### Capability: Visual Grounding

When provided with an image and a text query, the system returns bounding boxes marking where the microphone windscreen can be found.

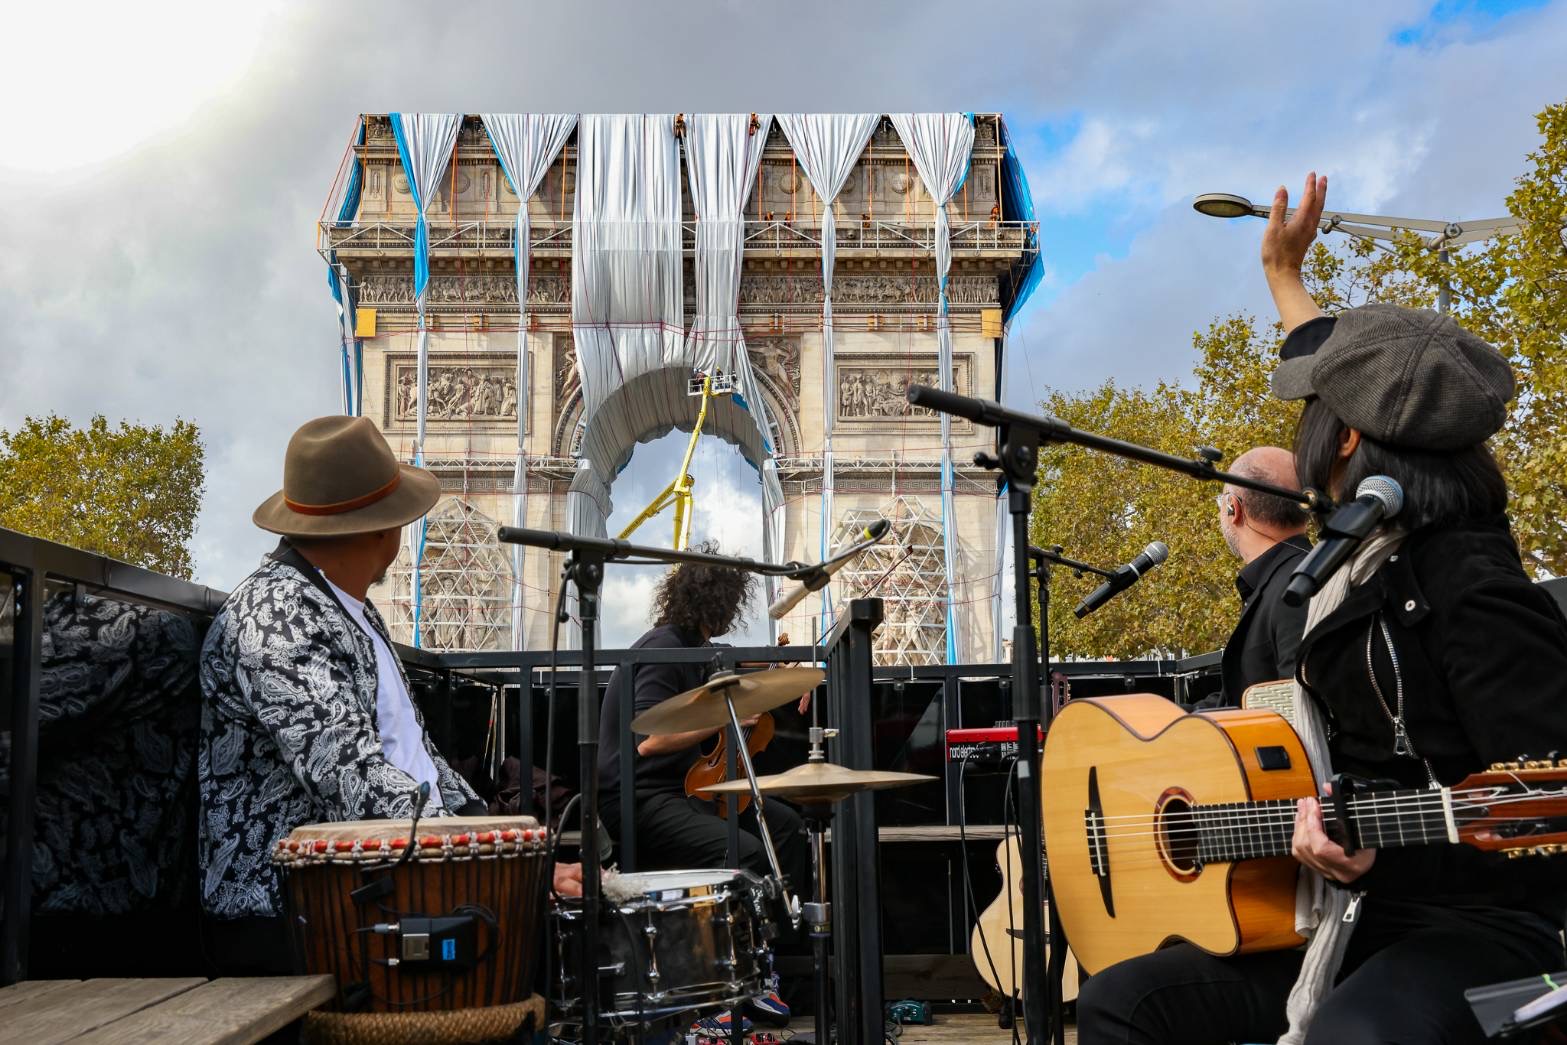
[1355,476,1404,517]
[1144,541,1170,565]
[864,518,892,541]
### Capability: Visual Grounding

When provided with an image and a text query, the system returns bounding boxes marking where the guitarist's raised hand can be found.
[1293,783,1376,883]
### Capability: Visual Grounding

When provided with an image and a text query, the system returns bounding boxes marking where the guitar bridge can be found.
[1086,809,1108,877]
[1086,766,1116,917]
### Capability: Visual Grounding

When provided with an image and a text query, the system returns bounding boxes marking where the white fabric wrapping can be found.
[481,113,577,650]
[567,114,778,546]
[390,112,460,648]
[993,492,1009,663]
[776,114,880,631]
[684,113,786,563]
[889,113,974,661]
[391,113,460,451]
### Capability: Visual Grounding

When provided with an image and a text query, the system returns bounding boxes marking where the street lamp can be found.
[1193,192,1520,313]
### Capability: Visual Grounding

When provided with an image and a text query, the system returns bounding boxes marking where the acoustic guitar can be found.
[1041,694,1567,974]
[970,832,1079,1003]
[684,633,790,819]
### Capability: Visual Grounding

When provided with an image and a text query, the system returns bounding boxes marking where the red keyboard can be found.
[945,724,1044,764]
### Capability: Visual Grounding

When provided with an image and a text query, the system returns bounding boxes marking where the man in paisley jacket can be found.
[198,415,486,972]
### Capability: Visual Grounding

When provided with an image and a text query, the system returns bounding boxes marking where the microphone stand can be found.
[1025,545,1111,1045]
[908,386,1336,517]
[972,429,1052,1045]
[495,525,884,1045]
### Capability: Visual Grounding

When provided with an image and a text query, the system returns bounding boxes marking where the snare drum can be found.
[552,868,776,1029]
[273,816,549,1013]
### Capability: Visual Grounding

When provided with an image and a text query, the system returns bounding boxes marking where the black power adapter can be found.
[376,915,479,970]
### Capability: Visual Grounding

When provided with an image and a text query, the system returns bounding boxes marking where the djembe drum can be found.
[273,816,549,1043]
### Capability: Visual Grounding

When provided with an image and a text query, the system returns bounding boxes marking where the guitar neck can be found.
[1188,788,1457,865]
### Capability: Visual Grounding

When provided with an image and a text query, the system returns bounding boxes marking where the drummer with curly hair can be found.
[598,550,811,1026]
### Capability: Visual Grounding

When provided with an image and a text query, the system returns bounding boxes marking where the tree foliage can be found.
[1032,102,1567,659]
[0,415,206,579]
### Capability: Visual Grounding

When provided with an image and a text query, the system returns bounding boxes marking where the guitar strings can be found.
[1078,791,1560,844]
[1084,787,1553,826]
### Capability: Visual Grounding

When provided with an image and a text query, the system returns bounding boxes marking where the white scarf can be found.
[1277,529,1405,1044]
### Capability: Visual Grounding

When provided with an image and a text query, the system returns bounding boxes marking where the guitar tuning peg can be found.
[1525,759,1552,770]
[1506,848,1526,860]
[1490,762,1507,772]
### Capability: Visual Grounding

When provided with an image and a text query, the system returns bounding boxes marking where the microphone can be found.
[1283,476,1404,607]
[1073,542,1169,619]
[768,519,892,620]
[396,781,433,868]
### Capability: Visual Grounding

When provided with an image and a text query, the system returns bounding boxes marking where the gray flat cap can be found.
[1271,304,1515,450]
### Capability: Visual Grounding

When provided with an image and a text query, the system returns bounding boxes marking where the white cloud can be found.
[2,0,1560,640]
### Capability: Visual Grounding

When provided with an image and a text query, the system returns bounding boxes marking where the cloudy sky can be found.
[1,0,1560,645]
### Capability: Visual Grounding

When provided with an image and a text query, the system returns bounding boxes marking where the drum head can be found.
[602,868,755,905]
[284,815,540,844]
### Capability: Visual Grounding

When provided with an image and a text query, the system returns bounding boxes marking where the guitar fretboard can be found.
[1187,789,1454,865]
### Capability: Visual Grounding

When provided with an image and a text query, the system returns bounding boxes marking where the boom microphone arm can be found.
[907,385,1334,514]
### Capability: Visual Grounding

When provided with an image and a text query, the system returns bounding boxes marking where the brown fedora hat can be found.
[253,416,441,538]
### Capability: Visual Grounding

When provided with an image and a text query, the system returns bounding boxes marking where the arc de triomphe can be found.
[320,113,1041,664]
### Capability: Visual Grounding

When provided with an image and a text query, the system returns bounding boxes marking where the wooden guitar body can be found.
[685,711,775,818]
[1041,694,1315,974]
[970,833,1079,1003]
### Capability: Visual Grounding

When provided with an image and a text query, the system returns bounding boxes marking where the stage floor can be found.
[898,1015,1076,1043]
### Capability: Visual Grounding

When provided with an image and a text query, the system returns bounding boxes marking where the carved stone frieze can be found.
[735,273,996,306]
[385,355,520,426]
[834,354,972,425]
[356,274,572,306]
[355,272,994,308]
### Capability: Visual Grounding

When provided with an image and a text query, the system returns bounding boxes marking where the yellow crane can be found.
[616,373,725,550]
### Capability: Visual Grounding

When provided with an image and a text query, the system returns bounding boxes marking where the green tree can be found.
[1032,102,1567,658]
[0,415,206,579]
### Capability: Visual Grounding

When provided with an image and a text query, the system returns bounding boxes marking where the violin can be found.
[683,633,789,819]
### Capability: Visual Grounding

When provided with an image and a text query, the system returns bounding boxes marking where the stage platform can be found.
[898,1014,1076,1043]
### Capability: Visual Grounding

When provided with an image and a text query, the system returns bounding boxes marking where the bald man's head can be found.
[1227,447,1310,532]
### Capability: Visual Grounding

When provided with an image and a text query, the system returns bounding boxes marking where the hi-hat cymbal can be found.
[630,667,825,736]
[698,761,937,805]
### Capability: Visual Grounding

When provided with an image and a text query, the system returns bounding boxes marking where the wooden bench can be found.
[0,976,335,1044]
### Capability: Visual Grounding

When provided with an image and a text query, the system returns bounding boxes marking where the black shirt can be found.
[1218,534,1312,707]
[1297,517,1567,920]
[598,624,714,797]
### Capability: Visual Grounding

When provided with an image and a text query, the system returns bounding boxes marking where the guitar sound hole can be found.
[1156,788,1201,882]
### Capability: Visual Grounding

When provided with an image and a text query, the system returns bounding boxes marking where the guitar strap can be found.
[1277,528,1405,1045]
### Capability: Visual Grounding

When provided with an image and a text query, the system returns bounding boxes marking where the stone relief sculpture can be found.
[391,362,518,423]
[747,337,801,409]
[734,274,995,307]
[355,274,572,306]
[835,357,969,422]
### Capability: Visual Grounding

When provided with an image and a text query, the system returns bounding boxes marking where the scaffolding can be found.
[830,495,951,666]
[389,499,515,651]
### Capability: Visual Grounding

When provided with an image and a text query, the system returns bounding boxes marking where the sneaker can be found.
[746,970,791,1026]
[688,1010,752,1040]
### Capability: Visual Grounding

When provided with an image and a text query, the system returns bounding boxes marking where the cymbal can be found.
[630,667,825,736]
[697,761,937,805]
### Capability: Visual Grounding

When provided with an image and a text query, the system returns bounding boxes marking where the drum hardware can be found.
[497,525,888,1045]
[552,869,775,1033]
[702,725,936,1045]
[350,781,433,908]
